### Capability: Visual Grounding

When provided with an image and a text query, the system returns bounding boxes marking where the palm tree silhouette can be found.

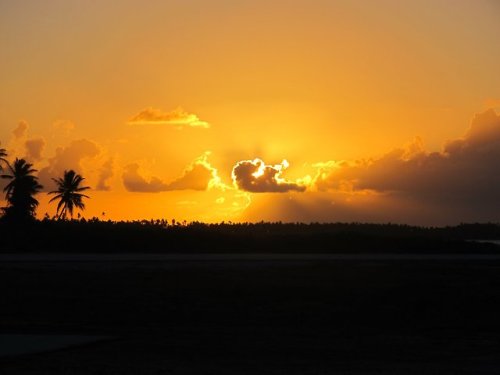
[1,158,43,221]
[49,170,90,219]
[0,146,7,171]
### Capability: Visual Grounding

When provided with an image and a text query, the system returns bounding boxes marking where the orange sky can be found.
[1,0,500,225]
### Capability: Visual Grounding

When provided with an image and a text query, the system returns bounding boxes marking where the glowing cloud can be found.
[232,158,306,193]
[128,107,210,128]
[122,152,225,193]
[169,152,230,191]
[166,158,214,191]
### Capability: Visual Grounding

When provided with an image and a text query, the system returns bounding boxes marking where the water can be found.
[472,239,500,246]
[0,334,109,357]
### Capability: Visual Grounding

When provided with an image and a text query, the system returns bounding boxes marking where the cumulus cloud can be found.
[96,158,114,191]
[122,163,168,193]
[122,152,224,193]
[232,158,306,193]
[310,109,500,221]
[231,158,306,193]
[128,107,210,128]
[25,137,46,161]
[6,121,46,162]
[166,152,221,191]
[38,139,101,190]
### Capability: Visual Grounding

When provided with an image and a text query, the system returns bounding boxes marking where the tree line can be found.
[0,145,90,223]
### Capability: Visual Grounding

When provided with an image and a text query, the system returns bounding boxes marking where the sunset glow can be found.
[1,0,500,224]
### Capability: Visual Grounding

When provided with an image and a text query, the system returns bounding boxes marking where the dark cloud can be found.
[232,158,306,193]
[96,158,114,191]
[38,139,100,190]
[122,163,168,193]
[122,153,220,193]
[25,137,45,161]
[312,109,500,221]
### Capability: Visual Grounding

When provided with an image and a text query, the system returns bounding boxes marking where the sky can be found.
[1,0,500,225]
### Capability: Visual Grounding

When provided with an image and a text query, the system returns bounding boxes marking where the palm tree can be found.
[0,146,7,171]
[49,170,90,219]
[1,158,43,221]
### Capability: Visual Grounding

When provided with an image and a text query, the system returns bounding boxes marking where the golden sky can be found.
[1,0,500,224]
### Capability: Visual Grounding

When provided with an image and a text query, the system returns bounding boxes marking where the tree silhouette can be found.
[1,158,43,222]
[0,146,7,171]
[49,170,90,219]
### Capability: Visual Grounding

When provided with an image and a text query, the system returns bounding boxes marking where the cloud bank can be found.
[128,107,210,128]
[4,108,500,224]
[292,109,500,223]
[232,158,306,193]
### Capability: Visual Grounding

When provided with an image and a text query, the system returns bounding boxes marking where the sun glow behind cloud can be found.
[2,107,500,225]
[1,1,500,224]
[232,158,306,193]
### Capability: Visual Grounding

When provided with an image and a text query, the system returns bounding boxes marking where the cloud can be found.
[122,152,225,193]
[6,121,46,162]
[128,107,210,128]
[25,137,46,161]
[96,158,114,191]
[38,138,101,190]
[309,109,500,222]
[122,163,168,193]
[12,120,28,139]
[166,152,221,191]
[232,158,306,193]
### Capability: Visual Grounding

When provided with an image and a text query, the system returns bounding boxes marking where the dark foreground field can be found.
[2,256,500,374]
